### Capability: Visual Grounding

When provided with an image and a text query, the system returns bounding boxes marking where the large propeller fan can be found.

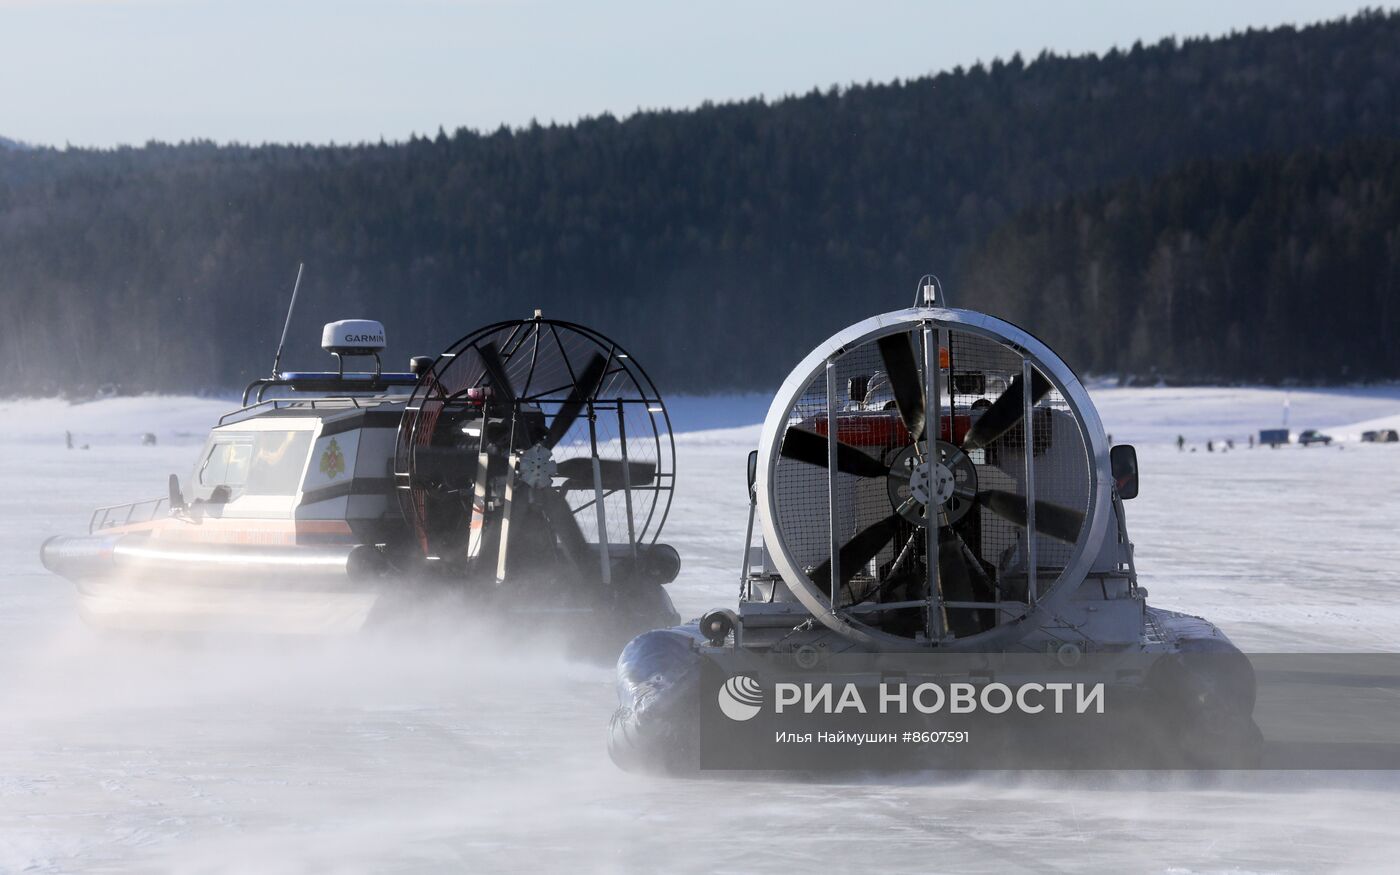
[394,317,674,586]
[779,330,1084,604]
[476,341,656,492]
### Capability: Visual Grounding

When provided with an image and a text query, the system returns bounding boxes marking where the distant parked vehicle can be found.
[1259,428,1290,448]
[1361,429,1400,443]
[1298,429,1333,447]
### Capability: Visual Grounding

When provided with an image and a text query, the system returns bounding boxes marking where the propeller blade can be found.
[477,341,516,401]
[779,427,890,478]
[545,352,609,449]
[978,489,1085,543]
[556,458,657,489]
[410,445,478,489]
[537,487,593,571]
[939,530,1000,636]
[937,531,976,603]
[877,333,926,442]
[961,369,1053,450]
[809,513,902,594]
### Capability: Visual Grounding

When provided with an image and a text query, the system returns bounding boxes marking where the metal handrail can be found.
[89,496,168,534]
[217,395,375,426]
[242,372,419,406]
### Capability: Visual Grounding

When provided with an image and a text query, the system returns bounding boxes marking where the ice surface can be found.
[3,387,1400,872]
[1087,383,1400,447]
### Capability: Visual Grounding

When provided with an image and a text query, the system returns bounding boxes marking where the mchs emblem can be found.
[319,438,346,479]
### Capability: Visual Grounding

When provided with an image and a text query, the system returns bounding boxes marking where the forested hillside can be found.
[962,140,1400,383]
[2,11,1399,395]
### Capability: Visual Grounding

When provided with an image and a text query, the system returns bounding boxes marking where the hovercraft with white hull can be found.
[608,278,1261,772]
[42,315,682,643]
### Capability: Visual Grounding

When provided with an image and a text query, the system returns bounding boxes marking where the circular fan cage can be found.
[757,306,1110,651]
[394,317,675,576]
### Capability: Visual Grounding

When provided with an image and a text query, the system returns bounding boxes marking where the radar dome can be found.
[321,320,386,355]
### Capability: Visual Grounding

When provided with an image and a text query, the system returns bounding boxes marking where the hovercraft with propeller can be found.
[41,314,681,642]
[608,278,1261,772]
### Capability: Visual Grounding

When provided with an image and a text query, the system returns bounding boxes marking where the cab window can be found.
[194,430,312,499]
[245,431,313,495]
[197,438,252,496]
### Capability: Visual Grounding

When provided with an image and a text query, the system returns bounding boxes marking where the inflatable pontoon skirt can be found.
[607,607,1256,773]
[40,534,384,582]
[41,535,385,634]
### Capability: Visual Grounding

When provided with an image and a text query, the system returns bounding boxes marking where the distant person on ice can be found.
[1177,434,1185,452]
[65,430,73,450]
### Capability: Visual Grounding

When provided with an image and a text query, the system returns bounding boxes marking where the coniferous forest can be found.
[2,11,1400,395]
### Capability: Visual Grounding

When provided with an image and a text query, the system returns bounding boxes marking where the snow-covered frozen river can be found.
[3,387,1400,872]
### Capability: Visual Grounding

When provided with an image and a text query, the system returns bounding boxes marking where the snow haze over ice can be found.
[3,387,1400,871]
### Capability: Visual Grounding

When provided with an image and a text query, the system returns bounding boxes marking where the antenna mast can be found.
[271,262,304,377]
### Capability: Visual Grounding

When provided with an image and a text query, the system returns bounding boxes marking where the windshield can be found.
[195,429,313,499]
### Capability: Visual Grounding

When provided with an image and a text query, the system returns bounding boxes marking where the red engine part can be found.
[810,411,972,450]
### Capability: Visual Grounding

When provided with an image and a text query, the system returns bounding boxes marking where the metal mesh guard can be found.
[767,313,1094,644]
[394,318,675,550]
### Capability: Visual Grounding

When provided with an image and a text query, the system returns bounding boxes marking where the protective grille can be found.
[769,319,1092,638]
[395,318,674,551]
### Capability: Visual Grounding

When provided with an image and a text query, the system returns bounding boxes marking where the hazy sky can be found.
[0,0,1384,148]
